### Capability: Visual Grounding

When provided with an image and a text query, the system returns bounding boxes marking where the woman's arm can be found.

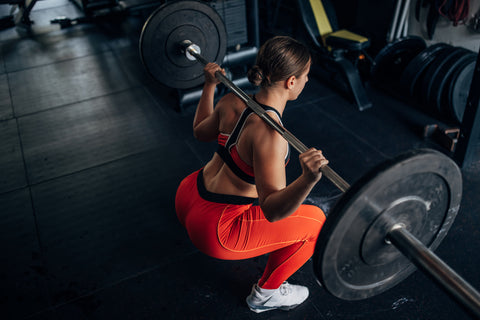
[253,126,328,222]
[193,63,225,142]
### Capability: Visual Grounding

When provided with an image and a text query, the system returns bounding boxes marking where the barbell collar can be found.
[181,40,351,193]
[387,226,480,318]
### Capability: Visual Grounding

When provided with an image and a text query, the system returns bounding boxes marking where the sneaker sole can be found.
[247,303,300,313]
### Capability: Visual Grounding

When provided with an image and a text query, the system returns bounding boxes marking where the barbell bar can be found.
[138,1,480,317]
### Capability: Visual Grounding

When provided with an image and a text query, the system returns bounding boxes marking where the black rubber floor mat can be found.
[30,143,201,305]
[0,188,50,319]
[2,27,112,73]
[0,119,27,193]
[0,73,12,120]
[18,88,178,184]
[9,51,131,116]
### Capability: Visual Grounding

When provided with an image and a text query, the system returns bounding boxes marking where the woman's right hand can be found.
[204,63,225,85]
[299,148,329,184]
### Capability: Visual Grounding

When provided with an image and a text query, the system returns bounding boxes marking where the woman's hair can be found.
[247,36,311,87]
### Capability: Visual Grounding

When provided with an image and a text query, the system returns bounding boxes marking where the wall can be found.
[406,0,480,52]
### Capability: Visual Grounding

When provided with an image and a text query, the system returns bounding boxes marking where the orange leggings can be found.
[175,169,326,289]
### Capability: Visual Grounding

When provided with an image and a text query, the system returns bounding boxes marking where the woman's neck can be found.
[254,87,288,116]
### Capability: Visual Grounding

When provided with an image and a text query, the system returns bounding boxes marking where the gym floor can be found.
[1,1,479,319]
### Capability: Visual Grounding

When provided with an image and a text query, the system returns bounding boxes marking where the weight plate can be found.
[430,49,476,117]
[314,149,462,300]
[371,36,427,87]
[448,57,477,124]
[399,43,450,97]
[139,0,227,89]
[419,46,458,111]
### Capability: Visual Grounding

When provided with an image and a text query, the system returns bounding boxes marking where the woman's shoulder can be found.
[219,92,243,105]
[216,92,247,117]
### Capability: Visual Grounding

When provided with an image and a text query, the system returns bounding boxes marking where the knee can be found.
[301,204,326,224]
[297,205,326,241]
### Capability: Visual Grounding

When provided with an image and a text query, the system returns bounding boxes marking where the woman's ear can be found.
[286,75,296,89]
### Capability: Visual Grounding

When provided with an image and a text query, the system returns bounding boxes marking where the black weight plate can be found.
[441,54,476,122]
[371,36,427,87]
[430,48,476,117]
[418,46,458,111]
[449,57,477,123]
[400,43,450,97]
[314,149,462,301]
[139,0,227,89]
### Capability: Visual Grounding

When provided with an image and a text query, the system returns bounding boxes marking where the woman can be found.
[175,36,329,313]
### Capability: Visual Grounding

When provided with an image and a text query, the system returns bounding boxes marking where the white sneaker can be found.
[245,281,309,313]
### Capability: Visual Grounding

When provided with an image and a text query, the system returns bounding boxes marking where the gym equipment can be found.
[371,36,426,89]
[454,48,480,168]
[447,57,477,124]
[139,0,259,110]
[419,46,461,108]
[375,38,477,126]
[416,0,469,39]
[140,0,227,89]
[0,0,38,31]
[315,149,462,300]
[139,1,480,317]
[399,43,450,97]
[387,0,411,42]
[428,47,475,117]
[297,0,372,111]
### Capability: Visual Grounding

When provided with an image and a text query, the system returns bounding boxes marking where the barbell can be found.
[139,0,480,317]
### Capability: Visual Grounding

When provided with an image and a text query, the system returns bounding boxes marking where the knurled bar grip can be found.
[182,41,350,192]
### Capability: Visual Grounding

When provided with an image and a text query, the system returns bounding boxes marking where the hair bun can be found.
[247,65,264,87]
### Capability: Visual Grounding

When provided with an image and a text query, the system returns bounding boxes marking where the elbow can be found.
[193,129,208,142]
[193,130,201,141]
[193,127,216,142]
[266,216,280,223]
[261,208,281,223]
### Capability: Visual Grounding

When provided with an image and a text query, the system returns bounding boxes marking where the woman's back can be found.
[201,92,288,199]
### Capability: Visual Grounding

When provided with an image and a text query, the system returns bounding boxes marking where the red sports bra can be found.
[216,98,290,184]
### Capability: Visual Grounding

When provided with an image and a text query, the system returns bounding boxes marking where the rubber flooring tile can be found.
[2,26,113,73]
[47,246,474,320]
[282,96,386,188]
[0,48,5,74]
[9,51,132,116]
[0,73,12,121]
[0,188,50,320]
[50,252,320,320]
[325,89,441,157]
[0,119,27,194]
[30,142,202,307]
[438,166,480,289]
[18,87,175,184]
[113,45,158,89]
